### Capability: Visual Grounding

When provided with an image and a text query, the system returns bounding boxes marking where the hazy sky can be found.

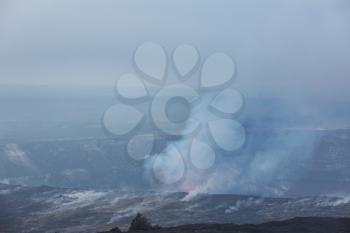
[0,1,350,195]
[0,0,349,99]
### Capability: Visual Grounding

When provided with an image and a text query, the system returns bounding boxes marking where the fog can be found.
[0,0,350,196]
[0,0,349,96]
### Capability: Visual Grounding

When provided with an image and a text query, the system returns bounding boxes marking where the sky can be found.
[0,0,349,100]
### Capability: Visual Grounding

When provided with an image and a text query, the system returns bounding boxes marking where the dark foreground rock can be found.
[100,217,350,233]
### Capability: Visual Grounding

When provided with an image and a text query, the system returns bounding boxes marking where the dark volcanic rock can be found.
[1,183,350,232]
[125,217,350,233]
[98,226,122,233]
[128,213,154,232]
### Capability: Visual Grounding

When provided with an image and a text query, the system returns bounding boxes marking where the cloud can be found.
[3,143,34,168]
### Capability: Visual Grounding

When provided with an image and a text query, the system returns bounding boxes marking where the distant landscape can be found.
[1,183,350,233]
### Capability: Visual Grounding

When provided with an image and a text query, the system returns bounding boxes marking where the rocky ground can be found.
[100,216,350,233]
[1,183,350,232]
